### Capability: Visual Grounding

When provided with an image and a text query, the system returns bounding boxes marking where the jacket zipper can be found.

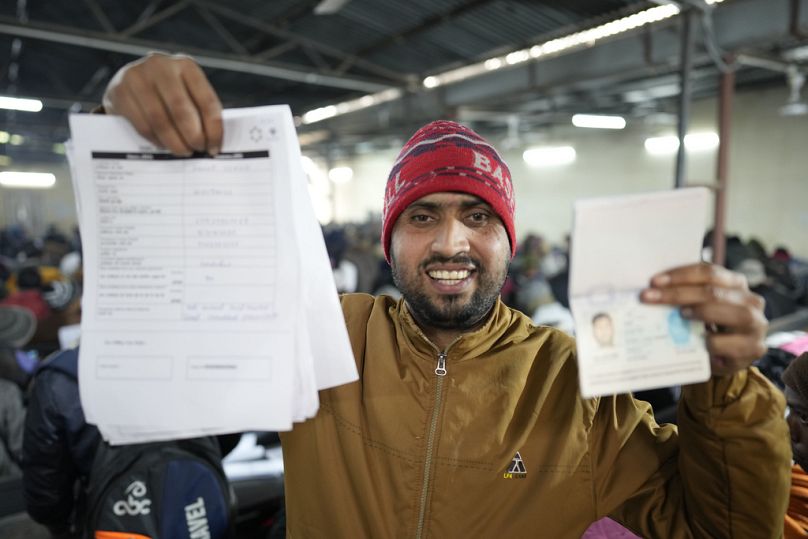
[415,350,448,539]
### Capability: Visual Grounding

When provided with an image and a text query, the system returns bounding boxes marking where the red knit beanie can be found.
[381,120,516,263]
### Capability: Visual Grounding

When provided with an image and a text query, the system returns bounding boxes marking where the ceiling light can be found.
[303,105,338,124]
[308,3,686,124]
[684,132,719,151]
[505,50,530,65]
[0,171,56,188]
[0,131,9,143]
[0,96,43,112]
[9,134,24,146]
[644,136,679,155]
[529,45,544,58]
[644,132,720,155]
[314,0,350,15]
[423,76,440,89]
[523,146,576,167]
[572,114,626,129]
[484,58,503,70]
[424,5,680,91]
[328,166,353,184]
[301,88,402,125]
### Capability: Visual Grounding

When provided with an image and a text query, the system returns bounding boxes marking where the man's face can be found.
[593,316,614,347]
[786,386,808,471]
[389,192,510,332]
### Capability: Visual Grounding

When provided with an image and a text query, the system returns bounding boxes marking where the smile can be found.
[426,269,474,288]
[428,269,470,281]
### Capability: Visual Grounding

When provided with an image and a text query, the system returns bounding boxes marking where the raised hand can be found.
[102,53,223,156]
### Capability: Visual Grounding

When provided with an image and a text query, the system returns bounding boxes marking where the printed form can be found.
[68,107,357,443]
[569,188,712,398]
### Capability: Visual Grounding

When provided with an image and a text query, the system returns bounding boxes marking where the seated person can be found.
[782,352,808,537]
[0,378,25,478]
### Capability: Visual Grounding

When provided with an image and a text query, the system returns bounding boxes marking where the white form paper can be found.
[68,106,357,443]
[569,188,711,398]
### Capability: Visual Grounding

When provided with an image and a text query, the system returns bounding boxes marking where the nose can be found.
[431,217,470,258]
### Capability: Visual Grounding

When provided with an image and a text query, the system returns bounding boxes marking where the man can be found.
[782,352,808,537]
[92,53,789,537]
[591,312,614,348]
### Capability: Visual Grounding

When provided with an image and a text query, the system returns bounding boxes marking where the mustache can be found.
[420,254,481,269]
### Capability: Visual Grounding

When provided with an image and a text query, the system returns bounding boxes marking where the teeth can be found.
[428,269,470,280]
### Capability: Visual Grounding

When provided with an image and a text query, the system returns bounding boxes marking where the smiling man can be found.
[85,53,791,538]
[382,121,514,350]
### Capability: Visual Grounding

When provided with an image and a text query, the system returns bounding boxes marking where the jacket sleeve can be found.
[589,367,791,538]
[0,379,25,474]
[22,371,79,534]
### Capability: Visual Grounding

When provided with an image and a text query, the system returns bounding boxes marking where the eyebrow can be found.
[407,197,490,211]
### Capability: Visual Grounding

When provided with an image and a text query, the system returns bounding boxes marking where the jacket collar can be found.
[394,297,525,362]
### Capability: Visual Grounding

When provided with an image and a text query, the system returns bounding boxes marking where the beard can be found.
[391,253,508,332]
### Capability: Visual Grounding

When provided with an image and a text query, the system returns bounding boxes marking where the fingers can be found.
[680,300,767,332]
[650,263,749,291]
[154,77,204,155]
[641,283,757,308]
[104,83,158,147]
[126,71,194,156]
[182,65,223,155]
[102,53,221,156]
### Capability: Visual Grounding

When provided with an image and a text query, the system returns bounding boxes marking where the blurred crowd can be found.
[0,224,83,357]
[1,219,807,483]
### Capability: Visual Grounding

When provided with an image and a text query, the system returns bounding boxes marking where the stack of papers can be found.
[569,188,712,398]
[67,106,358,444]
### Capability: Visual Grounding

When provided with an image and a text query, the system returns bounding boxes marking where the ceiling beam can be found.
[197,0,408,83]
[81,0,116,34]
[0,17,393,93]
[305,0,807,134]
[345,0,498,62]
[194,3,249,55]
[120,0,192,38]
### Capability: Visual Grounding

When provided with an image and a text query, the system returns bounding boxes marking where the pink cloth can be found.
[782,335,808,357]
[581,517,641,538]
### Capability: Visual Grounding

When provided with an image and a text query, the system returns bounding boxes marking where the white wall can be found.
[332,85,808,258]
[0,162,76,236]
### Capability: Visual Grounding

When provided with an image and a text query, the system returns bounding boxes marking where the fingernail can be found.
[680,307,693,318]
[642,289,661,301]
[652,273,671,286]
[209,146,219,156]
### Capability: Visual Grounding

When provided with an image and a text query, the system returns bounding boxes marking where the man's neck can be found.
[423,328,464,352]
[404,301,496,352]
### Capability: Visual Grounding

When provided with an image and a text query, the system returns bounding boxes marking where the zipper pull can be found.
[435,352,447,376]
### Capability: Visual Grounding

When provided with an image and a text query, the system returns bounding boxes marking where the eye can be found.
[466,211,490,225]
[410,213,434,224]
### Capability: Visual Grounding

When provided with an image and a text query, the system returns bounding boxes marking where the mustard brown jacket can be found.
[281,294,791,538]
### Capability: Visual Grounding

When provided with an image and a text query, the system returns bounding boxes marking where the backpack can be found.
[37,350,236,539]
